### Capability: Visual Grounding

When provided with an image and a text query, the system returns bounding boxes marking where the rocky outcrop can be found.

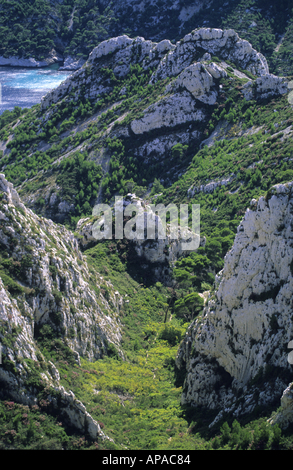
[187,174,235,197]
[150,28,269,83]
[32,28,290,198]
[130,92,206,135]
[0,174,26,211]
[268,382,293,429]
[170,62,224,105]
[59,56,86,71]
[0,174,123,360]
[77,193,202,285]
[0,174,122,439]
[176,182,293,423]
[0,276,107,440]
[36,28,284,192]
[0,56,49,68]
[0,49,63,68]
[242,74,288,101]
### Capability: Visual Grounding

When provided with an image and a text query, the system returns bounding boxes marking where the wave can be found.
[0,66,71,113]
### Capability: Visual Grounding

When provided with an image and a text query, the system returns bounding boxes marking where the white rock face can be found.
[0,56,49,67]
[187,174,235,197]
[150,28,269,83]
[132,129,200,161]
[77,194,203,285]
[173,63,217,105]
[205,62,227,79]
[176,182,293,421]
[0,49,63,68]
[0,174,26,211]
[89,35,134,61]
[268,383,293,429]
[154,39,175,54]
[0,277,107,440]
[59,56,86,71]
[40,28,270,112]
[131,91,206,134]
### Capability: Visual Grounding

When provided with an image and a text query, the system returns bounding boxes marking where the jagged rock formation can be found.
[0,49,63,68]
[268,382,293,429]
[176,182,293,423]
[130,91,206,135]
[187,173,235,197]
[0,174,123,439]
[76,193,203,286]
[242,74,289,101]
[59,56,86,71]
[40,28,271,111]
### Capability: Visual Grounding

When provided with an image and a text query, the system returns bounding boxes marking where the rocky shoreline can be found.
[0,52,85,71]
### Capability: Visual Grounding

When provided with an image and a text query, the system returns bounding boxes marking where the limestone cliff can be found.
[176,182,293,423]
[5,27,286,224]
[15,27,285,224]
[40,28,271,111]
[0,174,123,439]
[0,49,63,68]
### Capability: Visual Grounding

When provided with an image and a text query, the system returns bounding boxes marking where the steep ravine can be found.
[0,174,123,440]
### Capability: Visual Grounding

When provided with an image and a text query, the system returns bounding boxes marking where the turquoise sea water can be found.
[0,64,71,114]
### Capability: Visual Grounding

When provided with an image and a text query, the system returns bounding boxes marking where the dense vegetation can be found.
[56,153,103,220]
[155,87,293,246]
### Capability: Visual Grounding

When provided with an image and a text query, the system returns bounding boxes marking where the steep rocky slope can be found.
[0,174,123,439]
[176,182,293,422]
[1,22,293,447]
[40,27,270,111]
[1,27,288,226]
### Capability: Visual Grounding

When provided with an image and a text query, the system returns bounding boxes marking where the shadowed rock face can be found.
[176,182,293,421]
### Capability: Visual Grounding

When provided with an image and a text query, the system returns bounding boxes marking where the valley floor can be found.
[0,242,292,450]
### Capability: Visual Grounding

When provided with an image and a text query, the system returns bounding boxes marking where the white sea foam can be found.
[0,65,71,113]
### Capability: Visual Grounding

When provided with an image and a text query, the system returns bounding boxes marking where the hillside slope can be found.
[2,26,293,449]
[1,0,293,76]
[176,182,293,421]
[0,27,288,229]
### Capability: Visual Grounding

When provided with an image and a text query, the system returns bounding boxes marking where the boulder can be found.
[130,92,206,134]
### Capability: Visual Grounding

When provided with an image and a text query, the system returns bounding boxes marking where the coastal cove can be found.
[0,64,71,114]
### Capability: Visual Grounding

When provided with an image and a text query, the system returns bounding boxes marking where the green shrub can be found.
[158,324,183,346]
[52,290,63,305]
